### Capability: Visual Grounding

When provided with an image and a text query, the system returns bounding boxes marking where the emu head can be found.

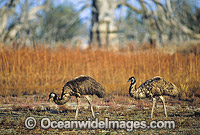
[128,76,136,97]
[48,92,57,102]
[128,76,146,99]
[128,76,136,84]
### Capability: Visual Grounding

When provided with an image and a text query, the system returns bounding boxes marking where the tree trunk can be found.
[90,0,118,48]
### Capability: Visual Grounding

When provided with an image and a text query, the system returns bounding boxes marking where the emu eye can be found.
[51,93,55,97]
[132,78,135,82]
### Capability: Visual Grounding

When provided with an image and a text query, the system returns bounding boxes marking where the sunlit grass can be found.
[0,45,200,98]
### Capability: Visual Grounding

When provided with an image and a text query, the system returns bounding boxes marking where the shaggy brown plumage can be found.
[128,76,179,118]
[49,75,105,119]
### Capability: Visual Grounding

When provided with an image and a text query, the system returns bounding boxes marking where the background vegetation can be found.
[0,44,200,100]
[1,0,200,47]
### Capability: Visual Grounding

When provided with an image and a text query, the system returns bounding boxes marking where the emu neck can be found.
[129,82,136,94]
[132,83,136,90]
[53,94,71,105]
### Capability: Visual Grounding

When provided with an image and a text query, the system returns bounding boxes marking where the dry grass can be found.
[0,45,200,98]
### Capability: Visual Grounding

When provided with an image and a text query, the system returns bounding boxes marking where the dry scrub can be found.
[0,46,200,98]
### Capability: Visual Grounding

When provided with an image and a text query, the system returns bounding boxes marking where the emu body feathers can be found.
[128,76,179,118]
[49,75,105,119]
[62,75,105,98]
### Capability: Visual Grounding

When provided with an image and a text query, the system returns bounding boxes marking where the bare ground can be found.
[0,95,199,134]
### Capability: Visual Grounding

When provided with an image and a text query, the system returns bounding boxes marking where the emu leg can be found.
[85,95,95,118]
[155,97,158,108]
[151,97,156,118]
[159,96,168,117]
[75,97,80,119]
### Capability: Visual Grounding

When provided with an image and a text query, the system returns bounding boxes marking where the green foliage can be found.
[38,4,84,43]
[172,0,200,33]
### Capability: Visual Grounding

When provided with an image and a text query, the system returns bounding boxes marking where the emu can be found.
[128,76,179,118]
[48,75,105,119]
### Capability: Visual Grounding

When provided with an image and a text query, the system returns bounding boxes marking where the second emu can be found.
[128,76,179,118]
[49,75,105,119]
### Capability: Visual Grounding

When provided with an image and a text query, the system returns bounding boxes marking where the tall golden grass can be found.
[0,45,200,98]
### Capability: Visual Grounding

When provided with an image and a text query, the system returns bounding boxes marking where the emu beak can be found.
[127,80,131,82]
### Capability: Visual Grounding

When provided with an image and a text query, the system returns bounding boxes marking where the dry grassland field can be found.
[0,44,200,134]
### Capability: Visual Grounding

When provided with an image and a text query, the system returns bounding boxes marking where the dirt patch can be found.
[0,95,199,134]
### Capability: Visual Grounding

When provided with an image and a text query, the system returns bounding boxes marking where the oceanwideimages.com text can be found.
[25,117,175,131]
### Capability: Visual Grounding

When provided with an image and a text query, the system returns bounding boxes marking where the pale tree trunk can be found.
[0,0,50,44]
[0,0,20,42]
[90,0,118,48]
